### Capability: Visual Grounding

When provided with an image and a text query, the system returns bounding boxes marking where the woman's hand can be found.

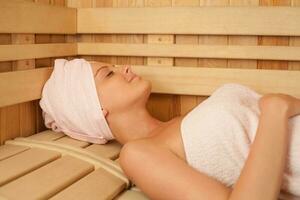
[259,93,300,118]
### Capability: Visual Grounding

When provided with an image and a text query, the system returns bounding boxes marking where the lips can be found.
[130,74,138,82]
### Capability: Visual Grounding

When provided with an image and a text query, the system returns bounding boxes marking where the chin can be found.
[138,79,152,102]
[144,79,152,93]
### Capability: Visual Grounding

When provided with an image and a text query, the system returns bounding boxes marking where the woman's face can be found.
[91,62,152,114]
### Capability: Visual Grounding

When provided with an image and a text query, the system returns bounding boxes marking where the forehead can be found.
[90,62,114,75]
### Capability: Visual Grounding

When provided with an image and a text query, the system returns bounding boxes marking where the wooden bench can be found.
[0,1,300,199]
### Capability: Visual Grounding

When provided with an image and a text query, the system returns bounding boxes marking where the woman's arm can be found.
[229,96,290,200]
[119,96,291,200]
[119,139,232,200]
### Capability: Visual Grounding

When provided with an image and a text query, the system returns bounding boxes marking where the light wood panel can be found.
[0,1,76,34]
[172,0,199,117]
[0,43,77,62]
[77,7,300,36]
[228,0,259,70]
[145,0,175,121]
[289,0,300,70]
[4,39,298,68]
[77,43,300,61]
[1,65,300,109]
[258,0,291,71]
[0,0,72,145]
[0,67,53,108]
[1,0,300,146]
[11,34,37,140]
[0,155,93,199]
[34,0,70,138]
[129,65,300,98]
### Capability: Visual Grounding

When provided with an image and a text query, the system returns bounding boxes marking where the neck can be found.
[107,107,169,145]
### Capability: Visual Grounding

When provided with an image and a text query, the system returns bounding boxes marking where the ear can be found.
[101,108,109,117]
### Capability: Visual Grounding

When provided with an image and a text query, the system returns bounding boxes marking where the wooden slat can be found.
[77,7,300,36]
[145,0,175,122]
[0,155,94,200]
[0,43,77,62]
[115,188,150,200]
[0,1,76,34]
[11,33,36,140]
[26,130,122,159]
[0,148,61,186]
[0,67,53,108]
[50,168,126,200]
[0,144,29,161]
[127,65,300,98]
[84,141,122,160]
[173,0,201,118]
[78,43,300,61]
[27,130,65,141]
[1,65,300,108]
[54,137,90,148]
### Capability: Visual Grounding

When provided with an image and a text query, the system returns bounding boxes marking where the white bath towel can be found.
[180,83,300,196]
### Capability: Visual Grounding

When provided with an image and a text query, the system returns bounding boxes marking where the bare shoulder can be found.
[147,115,188,162]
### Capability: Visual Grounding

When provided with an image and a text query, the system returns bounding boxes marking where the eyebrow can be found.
[94,66,109,77]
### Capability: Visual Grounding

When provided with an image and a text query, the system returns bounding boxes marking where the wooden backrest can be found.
[1,1,300,108]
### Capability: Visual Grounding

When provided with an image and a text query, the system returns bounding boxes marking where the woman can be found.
[89,61,300,200]
[39,58,298,200]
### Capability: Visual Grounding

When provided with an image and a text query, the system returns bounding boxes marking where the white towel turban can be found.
[39,58,115,144]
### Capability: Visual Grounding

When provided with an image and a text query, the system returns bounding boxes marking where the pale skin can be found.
[91,61,300,200]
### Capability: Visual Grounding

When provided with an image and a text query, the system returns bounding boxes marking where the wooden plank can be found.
[34,0,70,135]
[0,67,53,108]
[171,0,199,116]
[0,155,94,199]
[50,168,126,200]
[0,43,77,62]
[84,140,122,160]
[0,147,61,186]
[1,65,300,108]
[228,0,258,69]
[145,0,175,121]
[77,43,300,61]
[258,0,290,71]
[77,7,300,36]
[0,33,13,145]
[110,0,144,87]
[54,137,90,148]
[0,104,20,145]
[27,130,65,141]
[126,65,300,98]
[289,0,300,70]
[0,144,29,161]
[0,1,76,34]
[197,0,229,115]
[11,34,37,140]
[0,33,34,145]
[114,188,150,200]
[35,34,53,69]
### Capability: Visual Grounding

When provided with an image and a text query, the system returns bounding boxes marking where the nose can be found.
[122,65,136,82]
[122,65,131,74]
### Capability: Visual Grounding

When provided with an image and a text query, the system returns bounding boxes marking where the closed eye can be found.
[106,71,114,77]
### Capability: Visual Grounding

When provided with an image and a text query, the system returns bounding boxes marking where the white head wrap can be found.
[39,58,114,144]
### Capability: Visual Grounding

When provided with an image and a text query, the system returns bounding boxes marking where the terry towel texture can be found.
[181,83,300,195]
[39,58,115,144]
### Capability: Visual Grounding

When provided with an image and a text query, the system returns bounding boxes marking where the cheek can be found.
[100,82,131,104]
[98,78,148,109]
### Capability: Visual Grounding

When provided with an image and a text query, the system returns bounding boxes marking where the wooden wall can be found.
[68,0,300,123]
[0,0,74,145]
[0,0,299,145]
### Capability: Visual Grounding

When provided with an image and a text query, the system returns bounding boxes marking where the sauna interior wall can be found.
[70,0,300,124]
[1,0,300,145]
[0,0,76,145]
